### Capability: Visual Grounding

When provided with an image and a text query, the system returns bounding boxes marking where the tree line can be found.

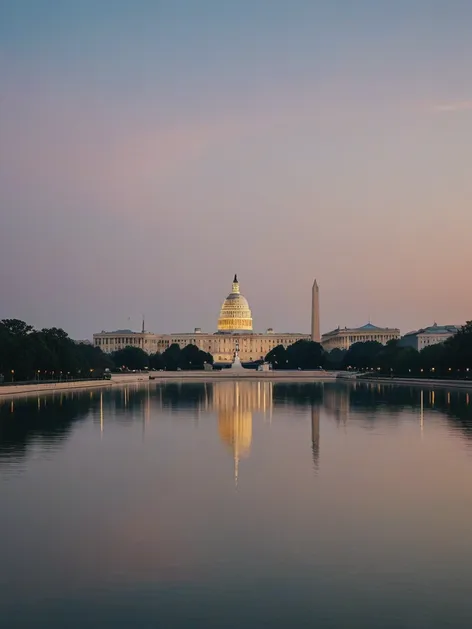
[0,319,212,382]
[264,322,472,377]
[111,344,213,371]
[329,321,472,377]
[2,318,471,382]
[265,339,325,370]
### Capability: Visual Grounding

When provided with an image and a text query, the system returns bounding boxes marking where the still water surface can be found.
[1,381,472,628]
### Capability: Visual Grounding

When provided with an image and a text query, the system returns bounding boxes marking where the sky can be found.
[1,0,472,339]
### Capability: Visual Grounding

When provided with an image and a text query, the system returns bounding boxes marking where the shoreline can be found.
[354,376,472,390]
[0,379,113,397]
[2,371,472,397]
[148,370,336,383]
[0,371,336,397]
[0,373,150,397]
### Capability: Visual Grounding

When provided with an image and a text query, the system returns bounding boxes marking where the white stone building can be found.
[93,275,311,363]
[399,324,460,351]
[321,323,400,352]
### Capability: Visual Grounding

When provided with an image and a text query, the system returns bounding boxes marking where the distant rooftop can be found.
[322,323,398,336]
[357,323,383,331]
[403,324,460,337]
[98,329,139,334]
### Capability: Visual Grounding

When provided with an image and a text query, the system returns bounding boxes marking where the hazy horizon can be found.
[1,1,471,339]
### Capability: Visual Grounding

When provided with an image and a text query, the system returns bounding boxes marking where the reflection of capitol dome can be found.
[218,411,253,461]
[216,382,254,484]
[217,274,253,332]
[214,381,272,485]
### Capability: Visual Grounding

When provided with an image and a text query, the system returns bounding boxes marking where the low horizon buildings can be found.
[93,275,313,363]
[93,275,406,360]
[321,323,401,352]
[398,323,460,351]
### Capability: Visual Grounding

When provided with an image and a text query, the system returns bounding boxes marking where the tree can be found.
[343,341,383,370]
[286,340,325,370]
[162,343,182,371]
[444,321,472,370]
[180,344,213,369]
[325,347,346,370]
[1,319,34,337]
[149,352,165,370]
[265,344,287,369]
[0,319,114,380]
[111,346,149,371]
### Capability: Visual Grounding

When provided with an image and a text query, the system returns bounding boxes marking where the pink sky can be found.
[1,3,471,338]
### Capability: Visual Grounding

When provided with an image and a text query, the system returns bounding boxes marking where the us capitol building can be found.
[93,275,398,362]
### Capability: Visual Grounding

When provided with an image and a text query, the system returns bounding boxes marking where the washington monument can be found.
[311,279,320,342]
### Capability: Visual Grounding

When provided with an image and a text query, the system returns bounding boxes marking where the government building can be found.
[93,275,400,361]
[93,275,313,364]
[321,323,400,351]
[398,323,459,351]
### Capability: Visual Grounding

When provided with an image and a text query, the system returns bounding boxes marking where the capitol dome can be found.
[217,274,253,332]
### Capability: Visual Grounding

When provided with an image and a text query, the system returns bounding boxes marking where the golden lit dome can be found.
[217,274,253,332]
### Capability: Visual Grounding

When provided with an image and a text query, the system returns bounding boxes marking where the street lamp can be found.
[11,369,14,382]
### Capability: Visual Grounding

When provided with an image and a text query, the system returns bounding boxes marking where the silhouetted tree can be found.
[325,347,346,370]
[0,319,113,381]
[265,341,325,370]
[265,344,287,369]
[343,341,383,370]
[162,343,182,371]
[444,321,472,370]
[286,340,325,370]
[149,351,165,370]
[111,346,149,370]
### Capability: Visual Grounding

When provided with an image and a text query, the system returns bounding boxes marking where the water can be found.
[1,380,472,628]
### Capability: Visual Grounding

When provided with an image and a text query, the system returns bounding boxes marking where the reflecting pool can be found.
[1,381,472,628]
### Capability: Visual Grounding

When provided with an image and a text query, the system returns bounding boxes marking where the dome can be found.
[217,274,253,332]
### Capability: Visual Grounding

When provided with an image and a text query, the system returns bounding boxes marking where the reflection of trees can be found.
[156,383,210,410]
[272,383,324,408]
[349,384,419,416]
[2,381,471,477]
[323,383,472,442]
[100,384,210,420]
[0,394,93,465]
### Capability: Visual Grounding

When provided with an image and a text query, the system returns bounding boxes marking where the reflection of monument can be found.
[311,406,320,471]
[214,381,273,484]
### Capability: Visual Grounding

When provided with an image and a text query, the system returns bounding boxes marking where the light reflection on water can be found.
[1,381,472,628]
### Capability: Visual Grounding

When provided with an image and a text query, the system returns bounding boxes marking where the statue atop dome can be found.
[218,274,253,332]
[232,274,240,294]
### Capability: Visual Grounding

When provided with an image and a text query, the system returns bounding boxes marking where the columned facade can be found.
[321,323,400,351]
[93,329,309,363]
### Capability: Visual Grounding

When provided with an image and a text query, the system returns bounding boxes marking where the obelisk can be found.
[311,279,320,342]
